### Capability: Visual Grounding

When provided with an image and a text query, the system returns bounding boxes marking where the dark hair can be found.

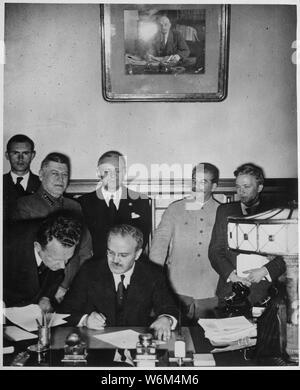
[36,212,82,249]
[97,150,126,168]
[7,134,35,152]
[192,162,219,184]
[234,163,265,185]
[107,224,143,251]
[41,152,70,172]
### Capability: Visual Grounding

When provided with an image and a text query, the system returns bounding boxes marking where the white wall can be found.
[3,4,297,179]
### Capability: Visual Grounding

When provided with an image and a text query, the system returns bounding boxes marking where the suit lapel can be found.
[90,262,116,324]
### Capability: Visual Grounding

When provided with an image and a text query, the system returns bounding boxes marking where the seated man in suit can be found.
[3,134,40,222]
[145,14,190,64]
[3,212,82,311]
[12,152,93,302]
[59,224,178,341]
[79,151,151,259]
[209,163,286,307]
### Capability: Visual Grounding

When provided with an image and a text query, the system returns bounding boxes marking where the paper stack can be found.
[198,316,257,346]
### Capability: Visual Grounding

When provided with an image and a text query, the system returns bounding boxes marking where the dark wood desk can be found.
[3,325,256,367]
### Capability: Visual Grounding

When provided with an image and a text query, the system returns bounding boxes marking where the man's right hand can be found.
[228,270,251,287]
[85,312,106,330]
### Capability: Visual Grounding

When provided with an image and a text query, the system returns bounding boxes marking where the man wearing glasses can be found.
[150,163,220,322]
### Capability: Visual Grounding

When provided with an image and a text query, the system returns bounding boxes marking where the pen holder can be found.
[38,326,50,351]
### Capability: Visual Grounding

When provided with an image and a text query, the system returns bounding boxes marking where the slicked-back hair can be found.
[192,162,220,184]
[7,134,35,152]
[234,163,265,185]
[36,212,82,249]
[41,152,70,173]
[107,224,143,251]
[97,150,126,168]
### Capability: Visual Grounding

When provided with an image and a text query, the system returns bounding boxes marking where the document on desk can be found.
[5,304,70,331]
[4,326,38,341]
[93,329,165,349]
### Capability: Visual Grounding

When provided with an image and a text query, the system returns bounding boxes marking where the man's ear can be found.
[38,168,44,182]
[135,248,143,261]
[212,182,217,192]
[5,151,9,161]
[258,184,263,194]
[34,241,41,252]
[30,151,36,162]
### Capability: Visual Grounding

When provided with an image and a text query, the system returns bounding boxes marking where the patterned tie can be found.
[116,274,125,307]
[15,176,25,196]
[109,195,117,224]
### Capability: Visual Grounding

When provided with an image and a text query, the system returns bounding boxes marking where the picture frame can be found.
[101,4,230,102]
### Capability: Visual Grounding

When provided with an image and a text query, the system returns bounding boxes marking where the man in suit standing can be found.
[3,212,82,311]
[3,134,40,222]
[59,224,177,341]
[12,152,93,302]
[79,151,152,258]
[209,163,286,306]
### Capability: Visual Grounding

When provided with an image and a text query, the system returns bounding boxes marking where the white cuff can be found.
[77,314,88,327]
[158,314,177,330]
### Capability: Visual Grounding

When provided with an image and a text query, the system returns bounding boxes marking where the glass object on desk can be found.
[135,333,157,367]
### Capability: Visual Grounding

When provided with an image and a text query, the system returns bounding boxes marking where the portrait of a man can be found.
[124,8,206,75]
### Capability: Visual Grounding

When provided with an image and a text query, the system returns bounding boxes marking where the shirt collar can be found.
[101,186,122,209]
[38,186,64,208]
[241,199,261,215]
[10,171,30,190]
[185,193,212,211]
[34,247,43,267]
[112,263,135,290]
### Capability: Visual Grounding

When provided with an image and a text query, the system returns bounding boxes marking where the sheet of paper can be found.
[93,329,165,349]
[198,316,254,333]
[4,326,38,341]
[237,254,269,277]
[5,304,69,331]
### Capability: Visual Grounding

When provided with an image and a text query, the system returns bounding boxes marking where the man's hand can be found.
[38,297,52,313]
[243,267,268,283]
[168,54,180,63]
[85,312,106,330]
[228,270,251,287]
[150,316,172,341]
[55,286,68,303]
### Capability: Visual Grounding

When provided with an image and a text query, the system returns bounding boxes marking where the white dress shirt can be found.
[101,186,122,210]
[10,171,30,190]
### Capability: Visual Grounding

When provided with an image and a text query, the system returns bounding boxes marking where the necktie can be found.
[109,195,117,224]
[15,176,25,196]
[116,274,125,306]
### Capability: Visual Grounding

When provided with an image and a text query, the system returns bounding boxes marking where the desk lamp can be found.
[227,204,298,363]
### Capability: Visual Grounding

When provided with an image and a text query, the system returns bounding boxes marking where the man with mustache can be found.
[59,224,177,341]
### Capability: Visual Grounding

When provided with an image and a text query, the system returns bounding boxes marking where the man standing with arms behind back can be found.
[209,163,286,306]
[3,134,40,222]
[150,163,220,321]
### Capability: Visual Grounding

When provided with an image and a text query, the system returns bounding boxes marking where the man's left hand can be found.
[55,286,68,303]
[150,316,172,341]
[244,267,268,283]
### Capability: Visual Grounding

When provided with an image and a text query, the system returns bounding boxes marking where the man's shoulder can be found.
[135,260,164,277]
[126,187,150,202]
[217,201,241,215]
[78,191,98,204]
[63,196,82,210]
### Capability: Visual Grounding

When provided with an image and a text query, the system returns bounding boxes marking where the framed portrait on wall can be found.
[101,3,230,102]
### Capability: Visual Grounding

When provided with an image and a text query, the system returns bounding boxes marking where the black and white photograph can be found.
[1,0,299,377]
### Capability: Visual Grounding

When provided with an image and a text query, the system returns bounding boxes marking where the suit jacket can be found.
[208,200,286,304]
[3,219,64,307]
[3,171,40,222]
[150,29,190,59]
[59,258,178,327]
[10,186,93,289]
[79,186,152,258]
